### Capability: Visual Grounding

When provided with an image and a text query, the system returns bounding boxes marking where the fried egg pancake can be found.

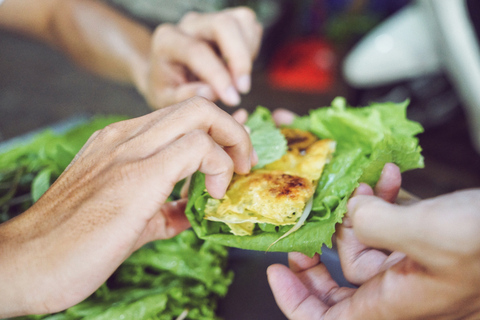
[204,128,336,236]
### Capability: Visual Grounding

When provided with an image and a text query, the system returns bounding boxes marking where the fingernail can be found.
[197,85,215,101]
[223,86,241,106]
[236,75,251,94]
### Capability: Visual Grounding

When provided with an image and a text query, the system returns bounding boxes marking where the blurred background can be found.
[1,0,480,318]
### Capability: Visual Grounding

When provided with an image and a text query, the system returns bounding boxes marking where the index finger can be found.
[179,8,262,93]
[117,97,254,174]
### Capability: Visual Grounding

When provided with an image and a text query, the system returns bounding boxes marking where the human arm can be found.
[0,97,255,318]
[0,0,262,108]
[267,164,480,319]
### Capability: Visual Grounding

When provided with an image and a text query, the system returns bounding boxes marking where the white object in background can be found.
[343,0,480,154]
[343,2,441,88]
[421,0,480,154]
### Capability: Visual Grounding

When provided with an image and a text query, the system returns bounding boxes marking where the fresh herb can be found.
[0,116,126,221]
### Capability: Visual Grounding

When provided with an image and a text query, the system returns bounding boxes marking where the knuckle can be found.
[179,11,200,25]
[153,23,176,37]
[152,23,178,50]
[180,96,216,115]
[231,7,257,22]
[96,122,124,142]
[187,129,213,148]
[188,40,213,58]
[212,13,232,27]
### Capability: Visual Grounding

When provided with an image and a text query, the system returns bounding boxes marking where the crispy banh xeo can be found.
[204,128,335,236]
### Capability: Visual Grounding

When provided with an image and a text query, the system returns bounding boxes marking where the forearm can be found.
[0,0,151,91]
[50,0,151,90]
[0,211,55,317]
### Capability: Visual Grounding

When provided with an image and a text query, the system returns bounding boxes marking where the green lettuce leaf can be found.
[245,106,287,169]
[185,97,424,257]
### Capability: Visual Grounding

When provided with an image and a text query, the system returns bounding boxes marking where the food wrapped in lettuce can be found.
[185,97,424,257]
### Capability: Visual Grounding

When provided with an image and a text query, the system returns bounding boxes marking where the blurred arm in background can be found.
[0,0,263,109]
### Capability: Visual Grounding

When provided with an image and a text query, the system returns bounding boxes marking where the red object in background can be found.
[268,38,336,93]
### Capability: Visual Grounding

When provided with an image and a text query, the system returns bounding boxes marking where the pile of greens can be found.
[0,116,233,320]
[186,97,425,257]
[16,230,232,320]
[0,116,126,222]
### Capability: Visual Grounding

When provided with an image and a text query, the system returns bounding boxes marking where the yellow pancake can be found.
[204,128,336,235]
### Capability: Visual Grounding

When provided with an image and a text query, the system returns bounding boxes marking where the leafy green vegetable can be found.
[186,97,424,257]
[245,106,287,169]
[0,116,126,221]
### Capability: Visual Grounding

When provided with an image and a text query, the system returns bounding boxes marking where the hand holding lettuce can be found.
[0,105,237,320]
[186,97,424,257]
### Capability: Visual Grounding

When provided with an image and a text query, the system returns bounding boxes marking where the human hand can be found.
[136,7,263,110]
[0,97,255,318]
[268,164,480,319]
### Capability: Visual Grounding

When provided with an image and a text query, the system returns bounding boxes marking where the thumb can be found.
[347,195,423,260]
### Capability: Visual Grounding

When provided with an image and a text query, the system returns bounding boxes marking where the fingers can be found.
[151,24,240,106]
[338,182,389,285]
[149,7,262,107]
[289,252,320,273]
[272,108,297,126]
[373,163,401,203]
[226,7,263,58]
[288,253,355,306]
[346,192,480,271]
[336,163,400,285]
[136,126,238,199]
[179,7,263,93]
[149,81,218,111]
[232,108,248,124]
[347,196,412,254]
[75,97,253,201]
[268,253,357,319]
[267,264,328,320]
[337,224,389,285]
[126,97,254,175]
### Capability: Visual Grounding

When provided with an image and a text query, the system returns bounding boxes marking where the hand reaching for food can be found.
[0,97,255,318]
[267,163,480,320]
